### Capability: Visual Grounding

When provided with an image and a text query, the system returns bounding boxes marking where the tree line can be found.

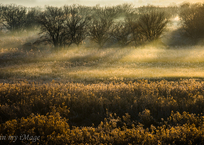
[0,3,203,49]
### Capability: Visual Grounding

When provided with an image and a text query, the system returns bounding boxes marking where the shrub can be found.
[0,111,203,144]
[0,109,71,145]
[0,79,204,127]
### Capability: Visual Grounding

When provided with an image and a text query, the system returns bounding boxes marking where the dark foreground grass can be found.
[0,79,204,144]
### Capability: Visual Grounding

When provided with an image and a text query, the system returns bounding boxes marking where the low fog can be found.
[0,0,204,7]
[1,2,204,145]
[0,2,204,83]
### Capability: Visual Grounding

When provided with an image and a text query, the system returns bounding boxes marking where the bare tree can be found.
[0,4,27,33]
[37,6,66,49]
[37,5,91,49]
[110,22,133,47]
[137,11,169,41]
[179,3,204,39]
[0,5,3,33]
[63,5,91,47]
[124,12,144,46]
[115,3,135,16]
[88,6,118,48]
[89,17,113,47]
[25,7,41,30]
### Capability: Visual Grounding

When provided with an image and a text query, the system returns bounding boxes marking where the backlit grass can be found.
[1,40,204,82]
[0,79,204,144]
[0,11,204,145]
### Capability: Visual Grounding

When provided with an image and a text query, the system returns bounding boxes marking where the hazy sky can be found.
[0,0,203,7]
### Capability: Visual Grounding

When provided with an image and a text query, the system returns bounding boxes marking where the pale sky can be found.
[0,0,203,7]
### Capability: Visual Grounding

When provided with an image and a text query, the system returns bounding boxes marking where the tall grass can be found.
[1,44,204,82]
[0,79,204,144]
[0,17,204,144]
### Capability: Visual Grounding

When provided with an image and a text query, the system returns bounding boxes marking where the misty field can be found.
[1,32,204,83]
[0,3,204,144]
[0,30,204,144]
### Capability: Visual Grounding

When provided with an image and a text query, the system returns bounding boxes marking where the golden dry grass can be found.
[1,34,204,83]
[0,79,204,144]
[0,28,204,144]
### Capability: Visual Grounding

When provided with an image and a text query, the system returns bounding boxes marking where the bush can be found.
[0,110,203,144]
[0,79,204,127]
[0,79,204,144]
[0,109,71,145]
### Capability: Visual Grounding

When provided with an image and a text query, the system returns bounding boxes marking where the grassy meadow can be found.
[1,33,204,83]
[0,18,204,144]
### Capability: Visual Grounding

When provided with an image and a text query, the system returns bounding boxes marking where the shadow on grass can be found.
[163,28,202,47]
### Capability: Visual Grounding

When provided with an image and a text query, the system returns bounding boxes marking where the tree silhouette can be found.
[88,7,118,48]
[137,11,169,41]
[37,6,66,49]
[110,22,133,47]
[63,5,91,47]
[179,3,204,39]
[37,5,91,49]
[25,7,41,30]
[124,12,144,46]
[0,4,27,33]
